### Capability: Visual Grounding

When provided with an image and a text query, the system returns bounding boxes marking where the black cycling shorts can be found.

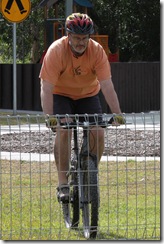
[53,94,103,122]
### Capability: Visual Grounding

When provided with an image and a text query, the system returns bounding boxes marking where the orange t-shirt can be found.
[39,36,111,100]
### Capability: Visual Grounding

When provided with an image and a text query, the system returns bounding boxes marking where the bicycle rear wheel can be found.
[81,157,99,239]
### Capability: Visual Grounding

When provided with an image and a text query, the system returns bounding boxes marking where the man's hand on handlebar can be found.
[45,117,58,132]
[109,114,126,125]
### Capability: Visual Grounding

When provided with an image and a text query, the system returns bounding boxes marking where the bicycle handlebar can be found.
[46,114,126,131]
[59,120,112,129]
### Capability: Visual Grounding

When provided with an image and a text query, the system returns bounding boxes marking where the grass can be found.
[0,112,45,125]
[0,159,160,240]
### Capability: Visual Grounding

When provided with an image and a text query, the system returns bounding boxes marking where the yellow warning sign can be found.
[0,0,31,23]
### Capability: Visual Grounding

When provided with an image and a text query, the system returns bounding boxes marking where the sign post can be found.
[13,22,17,115]
[0,0,31,114]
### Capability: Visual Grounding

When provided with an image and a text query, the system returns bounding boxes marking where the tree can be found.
[0,0,160,62]
[118,0,160,61]
[0,0,45,63]
[90,0,160,61]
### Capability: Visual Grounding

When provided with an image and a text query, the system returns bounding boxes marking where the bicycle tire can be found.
[81,157,99,239]
[71,183,79,228]
[62,168,79,229]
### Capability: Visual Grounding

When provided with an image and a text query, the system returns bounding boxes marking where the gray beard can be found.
[69,42,86,57]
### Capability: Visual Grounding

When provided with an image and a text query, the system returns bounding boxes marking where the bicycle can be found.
[55,114,112,239]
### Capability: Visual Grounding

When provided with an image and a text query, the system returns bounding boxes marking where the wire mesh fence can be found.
[0,112,160,240]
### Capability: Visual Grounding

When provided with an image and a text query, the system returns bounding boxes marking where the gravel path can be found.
[1,129,160,157]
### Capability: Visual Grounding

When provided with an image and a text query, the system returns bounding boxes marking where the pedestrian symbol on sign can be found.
[4,0,27,15]
[1,0,31,23]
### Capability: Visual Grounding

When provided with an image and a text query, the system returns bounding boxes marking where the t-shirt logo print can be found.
[73,66,81,75]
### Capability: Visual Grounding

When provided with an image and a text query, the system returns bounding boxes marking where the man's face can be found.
[68,33,89,54]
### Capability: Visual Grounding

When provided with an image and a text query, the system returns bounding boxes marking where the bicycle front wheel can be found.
[62,171,79,229]
[81,157,99,239]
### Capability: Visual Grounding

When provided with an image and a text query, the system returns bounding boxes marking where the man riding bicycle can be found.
[39,13,125,203]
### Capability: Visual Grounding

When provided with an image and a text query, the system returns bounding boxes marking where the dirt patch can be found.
[1,129,160,157]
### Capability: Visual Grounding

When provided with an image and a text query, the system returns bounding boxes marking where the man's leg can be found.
[15,0,27,12]
[89,127,105,162]
[54,128,72,186]
[53,95,74,187]
[5,0,14,13]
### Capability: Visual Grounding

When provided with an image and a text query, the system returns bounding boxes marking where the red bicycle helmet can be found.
[66,13,94,35]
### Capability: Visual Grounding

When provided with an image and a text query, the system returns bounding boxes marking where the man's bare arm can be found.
[40,79,54,115]
[100,78,122,114]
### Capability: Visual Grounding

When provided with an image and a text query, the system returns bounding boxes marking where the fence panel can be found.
[0,64,13,109]
[0,112,160,240]
[110,62,160,113]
